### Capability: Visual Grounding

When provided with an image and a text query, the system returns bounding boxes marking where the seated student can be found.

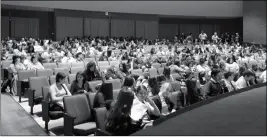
[105,87,151,136]
[84,61,102,81]
[203,68,228,98]
[163,67,174,82]
[223,71,239,92]
[70,71,93,95]
[28,54,45,71]
[49,72,72,111]
[94,82,113,108]
[131,85,161,122]
[105,65,119,80]
[235,70,255,89]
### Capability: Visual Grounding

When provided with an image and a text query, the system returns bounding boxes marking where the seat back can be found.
[99,65,110,72]
[170,81,181,92]
[161,63,167,68]
[18,70,36,81]
[98,61,110,67]
[68,74,76,84]
[94,107,107,131]
[149,68,158,77]
[1,61,12,69]
[70,67,84,74]
[158,68,164,75]
[84,58,95,63]
[107,79,121,90]
[71,62,84,68]
[43,63,57,70]
[171,73,182,81]
[42,86,50,102]
[152,63,161,69]
[131,69,143,76]
[36,69,53,77]
[109,61,120,67]
[88,80,102,92]
[54,68,70,75]
[86,92,97,109]
[57,63,71,68]
[64,94,92,125]
[29,76,50,97]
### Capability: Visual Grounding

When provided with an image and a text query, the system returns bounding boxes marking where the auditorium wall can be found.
[1,9,54,39]
[243,1,266,44]
[2,7,242,41]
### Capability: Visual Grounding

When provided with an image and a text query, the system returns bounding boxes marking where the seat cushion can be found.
[73,122,97,136]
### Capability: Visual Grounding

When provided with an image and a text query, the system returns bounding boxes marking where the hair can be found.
[224,71,234,79]
[199,58,205,65]
[226,55,237,63]
[31,54,38,62]
[76,52,83,58]
[243,70,254,77]
[74,71,86,84]
[106,87,135,131]
[163,67,171,79]
[119,62,128,73]
[252,64,258,71]
[122,76,134,87]
[136,85,148,94]
[12,55,20,64]
[211,68,221,78]
[56,72,67,83]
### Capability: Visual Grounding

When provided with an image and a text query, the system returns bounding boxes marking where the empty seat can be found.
[58,63,71,68]
[17,70,36,102]
[64,94,97,136]
[43,63,57,70]
[28,76,50,115]
[54,68,70,75]
[36,69,53,77]
[109,61,120,67]
[84,58,95,62]
[152,63,161,69]
[106,79,121,91]
[94,107,108,131]
[70,67,84,74]
[149,68,158,77]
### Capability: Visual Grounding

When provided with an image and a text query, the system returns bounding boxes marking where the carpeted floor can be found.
[133,86,266,136]
[1,93,48,136]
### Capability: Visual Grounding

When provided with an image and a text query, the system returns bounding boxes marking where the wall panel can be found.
[159,24,178,40]
[56,16,83,40]
[135,20,146,38]
[1,16,10,38]
[180,24,200,39]
[111,19,135,37]
[11,17,39,38]
[84,18,109,37]
[144,21,158,40]
[199,24,215,39]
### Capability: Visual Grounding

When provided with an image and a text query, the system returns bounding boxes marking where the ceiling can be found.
[1,1,243,17]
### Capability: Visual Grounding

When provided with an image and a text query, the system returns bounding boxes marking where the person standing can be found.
[199,31,208,44]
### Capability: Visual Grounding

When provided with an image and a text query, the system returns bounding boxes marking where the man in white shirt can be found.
[199,31,207,44]
[157,47,165,56]
[236,71,255,89]
[212,32,220,44]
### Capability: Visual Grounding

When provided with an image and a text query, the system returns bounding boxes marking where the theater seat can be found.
[107,79,121,91]
[152,63,161,69]
[171,73,183,81]
[36,69,53,77]
[88,80,103,92]
[86,92,97,109]
[49,75,69,85]
[54,68,70,75]
[131,69,143,76]
[68,74,76,84]
[94,107,108,131]
[149,68,158,77]
[17,70,36,102]
[158,68,164,75]
[58,63,71,68]
[43,63,57,70]
[71,62,85,68]
[70,67,84,74]
[64,94,97,136]
[28,76,50,115]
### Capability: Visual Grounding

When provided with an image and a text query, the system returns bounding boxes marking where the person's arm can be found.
[49,86,67,102]
[146,97,161,116]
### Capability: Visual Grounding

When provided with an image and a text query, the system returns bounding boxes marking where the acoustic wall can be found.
[180,24,200,39]
[135,20,158,39]
[111,19,135,37]
[243,1,266,44]
[158,24,179,40]
[200,24,214,38]
[56,16,83,40]
[10,17,39,38]
[1,16,10,38]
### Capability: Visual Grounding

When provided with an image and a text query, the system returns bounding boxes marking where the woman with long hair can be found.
[105,87,148,135]
[84,61,102,81]
[70,71,93,95]
[163,67,174,82]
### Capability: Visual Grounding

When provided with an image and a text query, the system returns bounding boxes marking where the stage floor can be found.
[134,86,266,136]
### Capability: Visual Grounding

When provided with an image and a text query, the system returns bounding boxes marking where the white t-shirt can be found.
[260,70,266,83]
[226,62,239,73]
[130,97,153,121]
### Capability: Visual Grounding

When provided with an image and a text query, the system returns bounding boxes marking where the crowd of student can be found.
[1,31,266,135]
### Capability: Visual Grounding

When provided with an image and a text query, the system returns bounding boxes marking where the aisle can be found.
[1,93,48,136]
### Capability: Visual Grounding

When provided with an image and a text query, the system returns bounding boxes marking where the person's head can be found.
[224,71,234,81]
[75,71,85,84]
[135,85,148,102]
[214,32,217,35]
[76,52,83,60]
[226,55,236,64]
[251,64,258,71]
[31,54,39,64]
[211,68,222,81]
[219,61,226,70]
[122,76,135,88]
[159,82,172,97]
[86,61,96,72]
[199,58,205,65]
[242,71,254,81]
[119,62,128,73]
[163,67,171,77]
[56,72,67,84]
[12,55,21,64]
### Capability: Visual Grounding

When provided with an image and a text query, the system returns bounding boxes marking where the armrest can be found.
[95,129,111,136]
[42,100,50,122]
[28,89,36,106]
[64,113,76,136]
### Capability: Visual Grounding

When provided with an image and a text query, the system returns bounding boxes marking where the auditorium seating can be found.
[70,67,84,74]
[17,70,36,102]
[36,69,54,77]
[43,63,57,70]
[63,94,97,136]
[94,107,108,131]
